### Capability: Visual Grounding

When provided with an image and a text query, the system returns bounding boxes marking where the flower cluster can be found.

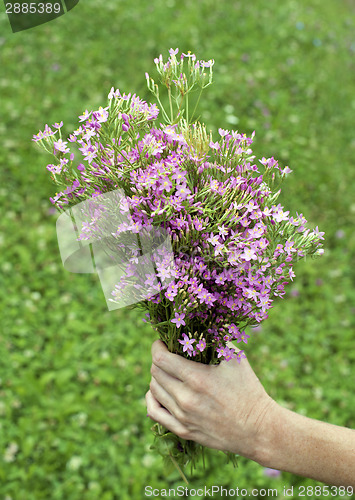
[34,48,324,474]
[33,50,324,364]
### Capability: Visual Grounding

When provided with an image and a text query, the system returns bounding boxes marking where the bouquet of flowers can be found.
[34,48,324,480]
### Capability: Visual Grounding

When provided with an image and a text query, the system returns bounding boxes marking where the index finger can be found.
[151,339,205,382]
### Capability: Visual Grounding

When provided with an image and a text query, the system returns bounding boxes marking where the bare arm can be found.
[259,404,355,486]
[146,340,355,487]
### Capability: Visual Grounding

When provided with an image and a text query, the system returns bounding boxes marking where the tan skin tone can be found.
[146,340,355,487]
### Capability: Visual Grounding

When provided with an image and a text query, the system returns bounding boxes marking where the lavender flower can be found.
[178,333,196,354]
[171,312,186,328]
[264,467,282,478]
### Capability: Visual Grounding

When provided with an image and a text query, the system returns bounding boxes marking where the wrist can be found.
[252,398,284,467]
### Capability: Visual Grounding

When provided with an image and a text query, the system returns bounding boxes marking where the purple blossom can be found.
[178,333,196,355]
[224,347,237,361]
[218,128,229,137]
[280,166,292,175]
[236,330,250,344]
[32,130,45,142]
[157,266,172,280]
[53,139,70,154]
[245,200,259,212]
[200,59,214,68]
[263,468,281,478]
[215,273,226,285]
[193,218,204,231]
[93,106,109,123]
[207,233,220,246]
[228,323,240,338]
[209,141,220,150]
[205,294,217,306]
[46,164,62,174]
[235,350,247,363]
[159,177,173,192]
[216,346,227,358]
[165,288,178,301]
[241,246,257,262]
[196,289,209,302]
[273,210,289,223]
[171,312,186,328]
[218,225,228,238]
[78,110,91,122]
[312,226,325,240]
[196,338,206,352]
[288,268,296,281]
[175,185,191,199]
[144,274,156,287]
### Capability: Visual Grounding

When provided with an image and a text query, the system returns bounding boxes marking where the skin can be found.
[146,340,355,487]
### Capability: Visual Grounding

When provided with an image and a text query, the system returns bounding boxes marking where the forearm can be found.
[255,403,355,486]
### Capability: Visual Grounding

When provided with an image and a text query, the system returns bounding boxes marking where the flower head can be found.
[178,333,196,355]
[196,338,206,352]
[171,312,186,328]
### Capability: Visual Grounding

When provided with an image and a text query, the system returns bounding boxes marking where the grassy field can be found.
[0,0,354,498]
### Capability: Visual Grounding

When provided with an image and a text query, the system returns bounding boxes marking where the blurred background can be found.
[0,0,354,498]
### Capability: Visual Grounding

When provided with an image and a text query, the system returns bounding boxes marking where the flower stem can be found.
[190,87,203,123]
[168,88,174,123]
[165,442,189,485]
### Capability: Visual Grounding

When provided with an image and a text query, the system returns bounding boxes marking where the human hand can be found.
[146,339,277,462]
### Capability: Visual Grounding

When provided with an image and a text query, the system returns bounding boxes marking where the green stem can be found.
[185,93,189,123]
[189,87,203,123]
[155,94,171,124]
[165,442,189,485]
[168,88,174,123]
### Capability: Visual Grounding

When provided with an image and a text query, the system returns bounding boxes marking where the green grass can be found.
[0,0,355,498]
